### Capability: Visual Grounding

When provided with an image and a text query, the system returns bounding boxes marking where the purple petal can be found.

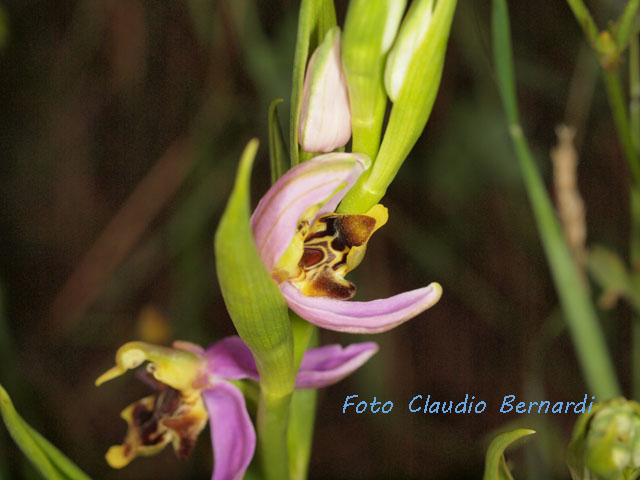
[280,282,443,333]
[202,381,256,480]
[296,342,378,389]
[251,153,369,272]
[204,337,259,382]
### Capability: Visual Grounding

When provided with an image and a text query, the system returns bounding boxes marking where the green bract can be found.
[483,429,535,480]
[214,139,295,397]
[342,0,406,159]
[339,0,458,214]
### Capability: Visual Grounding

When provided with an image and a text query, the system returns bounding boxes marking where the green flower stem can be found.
[258,391,292,480]
[603,69,640,186]
[493,0,621,400]
[565,0,600,46]
[287,318,318,480]
[288,389,317,480]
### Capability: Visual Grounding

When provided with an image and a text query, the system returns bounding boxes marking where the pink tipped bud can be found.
[299,27,351,153]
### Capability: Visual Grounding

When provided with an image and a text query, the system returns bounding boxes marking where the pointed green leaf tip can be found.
[483,429,535,480]
[0,384,91,480]
[269,99,289,184]
[214,139,295,397]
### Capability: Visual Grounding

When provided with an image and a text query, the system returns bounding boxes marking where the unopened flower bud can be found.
[299,27,351,153]
[568,398,640,479]
[384,0,434,102]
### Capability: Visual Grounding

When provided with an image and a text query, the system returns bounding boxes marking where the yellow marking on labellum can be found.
[105,387,208,469]
[291,204,388,299]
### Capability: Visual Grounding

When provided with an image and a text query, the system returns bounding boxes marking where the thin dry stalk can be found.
[551,125,587,276]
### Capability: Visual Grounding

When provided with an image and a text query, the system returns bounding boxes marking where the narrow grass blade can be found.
[492,0,620,399]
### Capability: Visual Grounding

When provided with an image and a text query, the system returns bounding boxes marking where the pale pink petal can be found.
[299,28,351,153]
[205,336,259,382]
[251,153,368,272]
[202,381,256,480]
[280,282,443,333]
[295,342,378,389]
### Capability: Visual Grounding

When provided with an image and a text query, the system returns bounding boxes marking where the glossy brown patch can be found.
[302,265,355,299]
[292,212,378,299]
[335,215,376,246]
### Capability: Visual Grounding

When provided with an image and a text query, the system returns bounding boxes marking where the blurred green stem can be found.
[493,0,620,399]
[565,0,599,45]
[616,0,640,50]
[630,36,640,399]
[603,69,640,185]
[258,391,292,480]
[631,35,640,155]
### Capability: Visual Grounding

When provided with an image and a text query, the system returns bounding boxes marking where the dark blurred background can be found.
[0,0,634,478]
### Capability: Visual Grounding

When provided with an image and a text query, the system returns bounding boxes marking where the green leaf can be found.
[214,139,295,396]
[0,384,91,480]
[483,429,535,480]
[269,99,289,184]
[289,0,336,167]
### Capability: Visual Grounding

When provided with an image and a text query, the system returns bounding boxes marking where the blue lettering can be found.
[409,395,422,413]
[382,401,393,413]
[342,395,358,413]
[500,395,515,413]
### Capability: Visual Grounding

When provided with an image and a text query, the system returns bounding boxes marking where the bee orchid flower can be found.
[96,337,378,480]
[251,152,442,333]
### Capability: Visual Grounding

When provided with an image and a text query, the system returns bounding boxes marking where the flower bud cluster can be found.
[296,0,457,214]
